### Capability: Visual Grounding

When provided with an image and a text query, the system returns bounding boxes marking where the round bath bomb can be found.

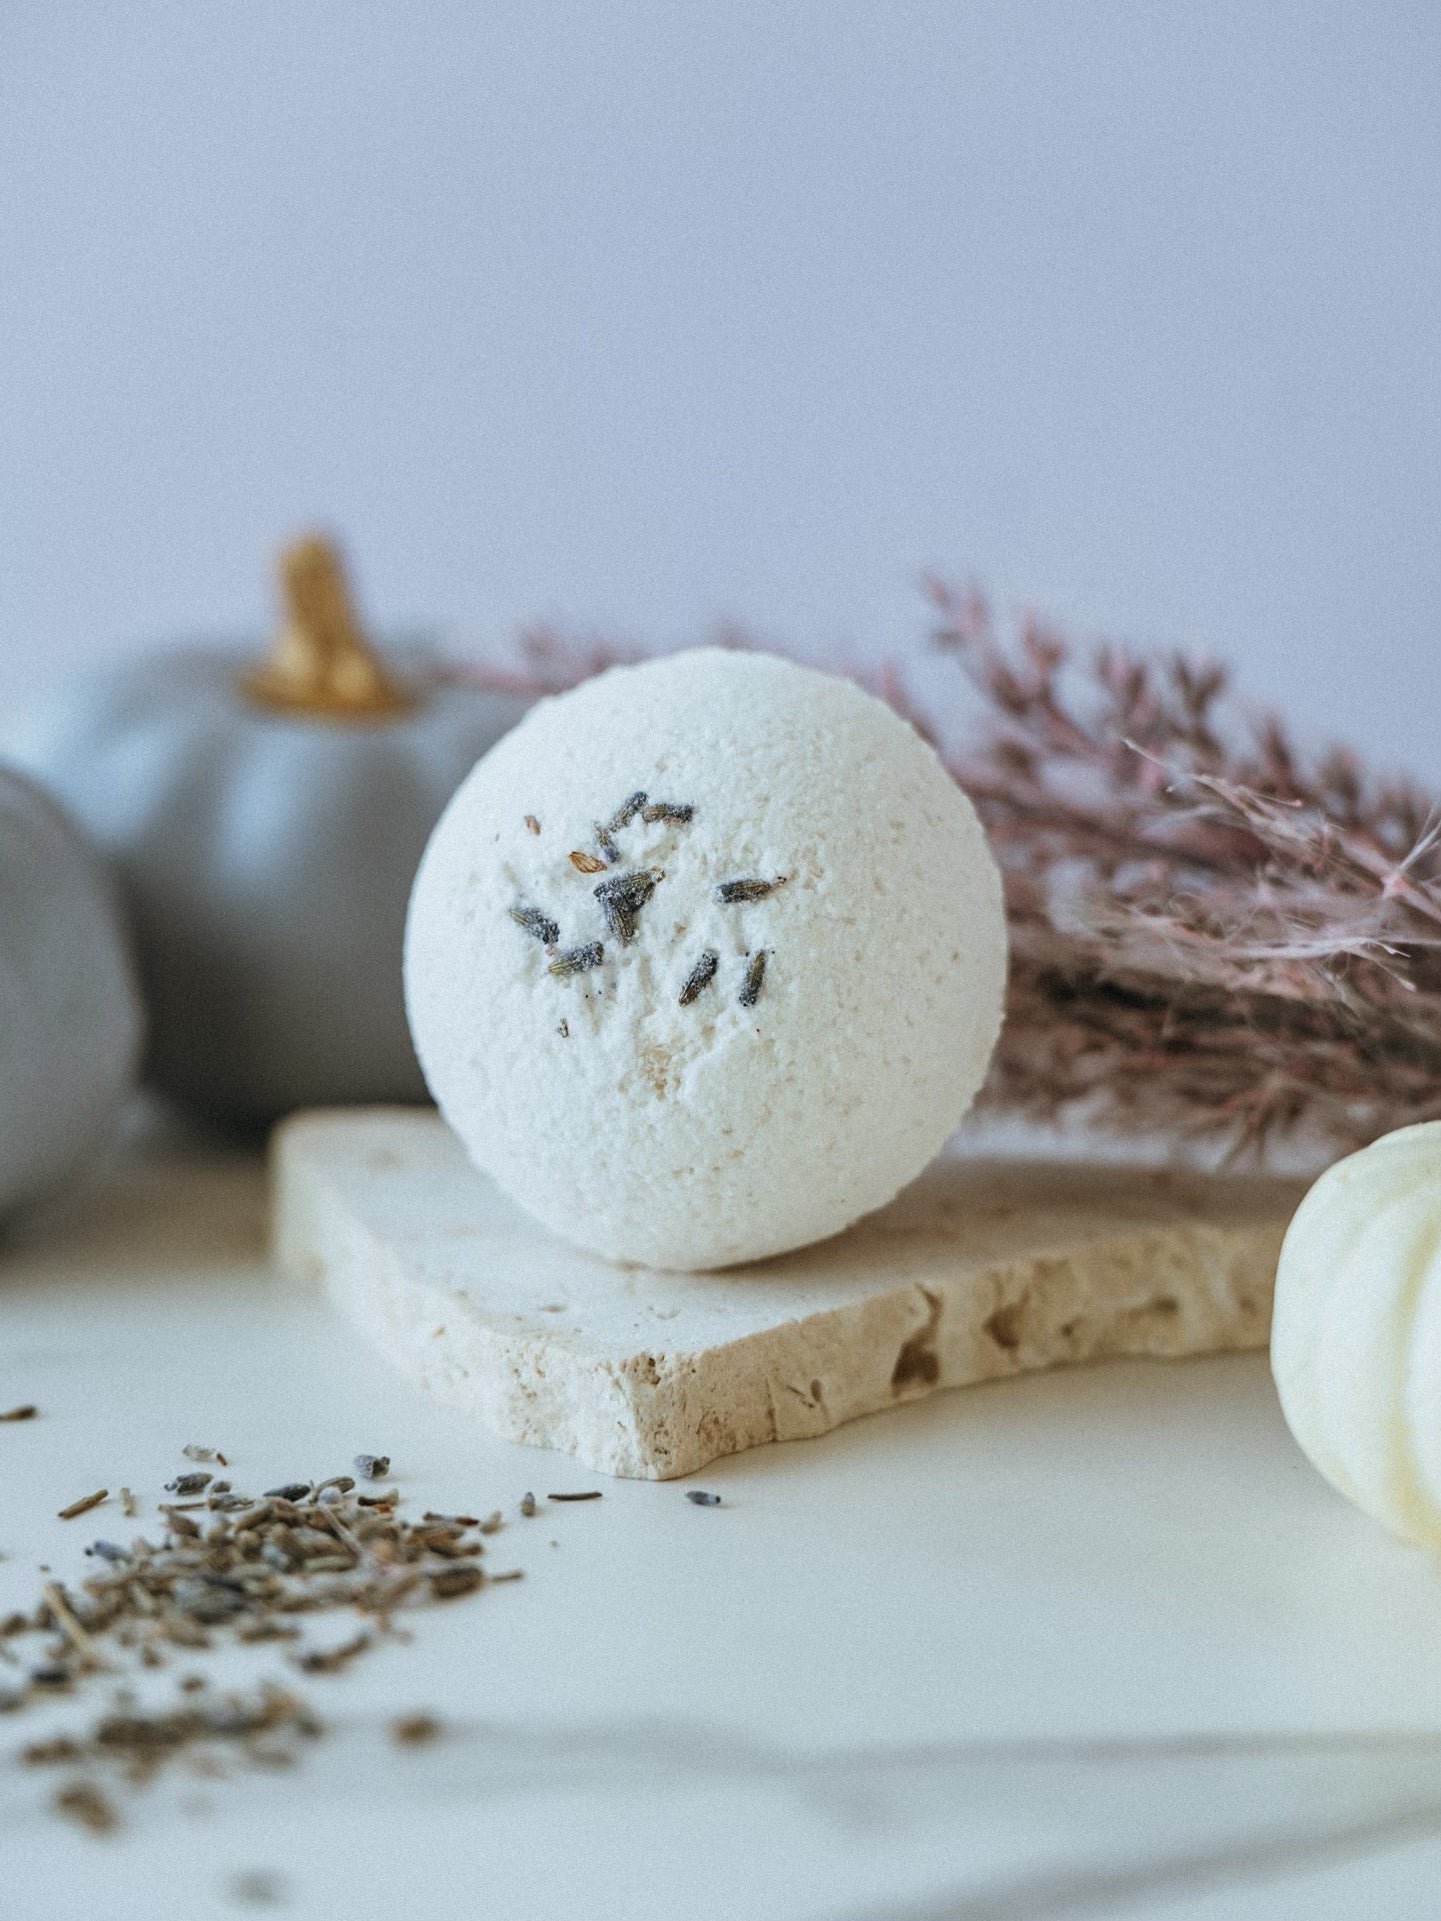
[404,649,1007,1270]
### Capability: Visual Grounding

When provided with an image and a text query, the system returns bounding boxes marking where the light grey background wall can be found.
[1,1,1437,776]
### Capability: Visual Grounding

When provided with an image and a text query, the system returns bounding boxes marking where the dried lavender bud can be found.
[685,1490,722,1506]
[293,1633,371,1674]
[84,1541,129,1564]
[639,801,694,824]
[593,869,660,945]
[509,905,560,947]
[607,791,648,831]
[353,1454,390,1480]
[568,849,607,874]
[519,1492,537,1517]
[264,1483,312,1501]
[549,943,604,977]
[738,950,768,1008]
[392,1712,442,1745]
[592,823,621,866]
[164,1472,211,1495]
[428,1565,484,1599]
[715,878,783,904]
[0,1404,37,1422]
[679,951,719,1006]
[54,1780,117,1834]
[181,1444,217,1462]
[524,814,541,835]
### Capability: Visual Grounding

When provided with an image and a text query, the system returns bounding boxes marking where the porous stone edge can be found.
[274,1132,1292,1480]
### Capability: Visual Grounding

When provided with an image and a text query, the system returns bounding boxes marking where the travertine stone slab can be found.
[272,1108,1303,1480]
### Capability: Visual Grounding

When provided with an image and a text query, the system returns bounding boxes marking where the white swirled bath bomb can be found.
[404,649,1006,1270]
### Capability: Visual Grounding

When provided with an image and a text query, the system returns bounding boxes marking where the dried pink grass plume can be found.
[454,588,1440,1159]
[921,582,1440,1157]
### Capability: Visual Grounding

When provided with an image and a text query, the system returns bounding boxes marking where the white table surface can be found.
[2,1134,1438,1921]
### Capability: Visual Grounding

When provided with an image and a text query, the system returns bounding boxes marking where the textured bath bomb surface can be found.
[404,649,1006,1270]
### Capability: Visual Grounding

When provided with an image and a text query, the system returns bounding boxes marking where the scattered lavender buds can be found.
[549,942,604,977]
[7,1462,533,1833]
[738,951,768,1008]
[640,801,694,824]
[509,905,560,946]
[679,951,719,1006]
[715,878,784,904]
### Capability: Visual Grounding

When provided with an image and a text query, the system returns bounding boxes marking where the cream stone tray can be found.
[273,1108,1302,1478]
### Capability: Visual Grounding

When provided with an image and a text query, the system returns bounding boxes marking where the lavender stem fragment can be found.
[640,801,693,824]
[679,951,719,1006]
[56,1490,107,1521]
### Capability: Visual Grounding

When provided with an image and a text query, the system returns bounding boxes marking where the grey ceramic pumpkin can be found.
[0,765,144,1221]
[0,538,530,1123]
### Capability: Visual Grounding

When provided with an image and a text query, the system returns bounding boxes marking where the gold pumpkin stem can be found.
[241,533,416,721]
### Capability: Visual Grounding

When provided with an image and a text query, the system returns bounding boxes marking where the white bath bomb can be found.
[404,649,1006,1270]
